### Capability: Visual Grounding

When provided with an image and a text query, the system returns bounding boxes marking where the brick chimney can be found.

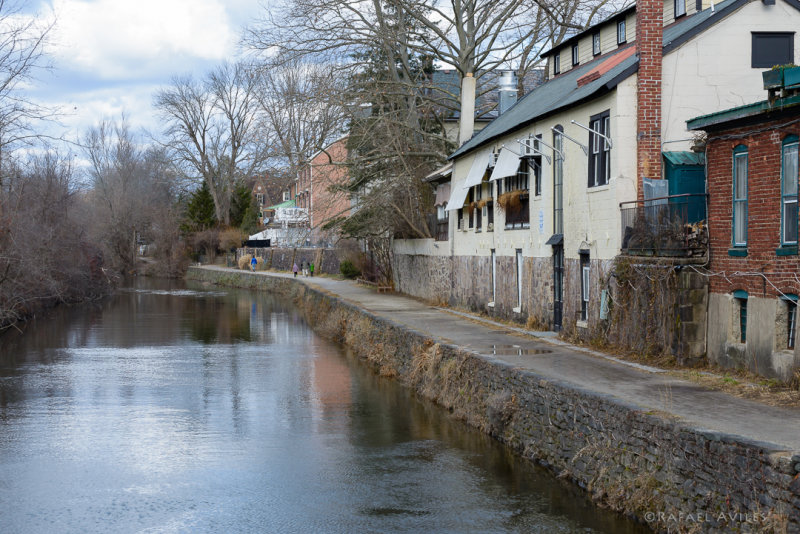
[636,0,663,198]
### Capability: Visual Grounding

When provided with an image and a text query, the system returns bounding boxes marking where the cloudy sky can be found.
[21,0,265,143]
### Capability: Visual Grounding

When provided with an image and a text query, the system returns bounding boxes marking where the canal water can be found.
[0,278,647,533]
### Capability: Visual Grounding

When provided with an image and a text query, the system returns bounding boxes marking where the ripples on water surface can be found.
[0,278,647,533]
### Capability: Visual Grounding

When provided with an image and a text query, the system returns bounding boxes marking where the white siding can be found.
[661,0,800,151]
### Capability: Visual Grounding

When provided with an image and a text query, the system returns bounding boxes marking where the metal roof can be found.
[450,0,746,161]
[267,199,296,210]
[687,94,800,130]
[662,151,705,166]
[450,45,638,159]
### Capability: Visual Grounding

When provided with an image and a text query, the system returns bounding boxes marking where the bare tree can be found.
[154,62,267,226]
[0,151,111,329]
[83,118,181,273]
[255,58,347,175]
[0,0,56,187]
[243,0,625,117]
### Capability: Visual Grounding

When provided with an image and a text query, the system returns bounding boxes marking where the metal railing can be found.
[620,193,708,257]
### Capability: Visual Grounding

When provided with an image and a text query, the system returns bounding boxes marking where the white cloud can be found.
[48,0,234,79]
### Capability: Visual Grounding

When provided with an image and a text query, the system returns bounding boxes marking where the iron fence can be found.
[620,193,708,257]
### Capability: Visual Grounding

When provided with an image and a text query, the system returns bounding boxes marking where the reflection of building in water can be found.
[248,299,265,341]
[310,341,352,430]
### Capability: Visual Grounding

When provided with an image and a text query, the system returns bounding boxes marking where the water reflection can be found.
[0,278,647,533]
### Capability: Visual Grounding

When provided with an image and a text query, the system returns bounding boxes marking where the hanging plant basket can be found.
[498,190,523,213]
[476,198,488,209]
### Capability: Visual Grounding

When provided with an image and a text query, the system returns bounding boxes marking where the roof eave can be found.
[687,94,800,131]
[540,5,636,58]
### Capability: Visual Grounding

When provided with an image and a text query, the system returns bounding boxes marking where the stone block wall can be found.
[187,266,800,533]
[393,252,608,333]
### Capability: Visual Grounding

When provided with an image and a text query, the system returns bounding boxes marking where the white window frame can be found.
[781,137,799,246]
[732,146,748,248]
[675,0,686,18]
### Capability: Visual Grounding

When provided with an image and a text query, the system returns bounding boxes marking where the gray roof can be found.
[450,0,746,160]
[450,46,638,159]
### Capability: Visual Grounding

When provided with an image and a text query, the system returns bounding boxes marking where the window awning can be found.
[425,162,453,182]
[434,183,451,207]
[545,233,563,246]
[462,148,493,189]
[489,147,520,181]
[445,180,470,211]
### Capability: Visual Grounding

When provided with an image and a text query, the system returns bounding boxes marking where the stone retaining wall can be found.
[187,267,800,533]
[237,247,345,275]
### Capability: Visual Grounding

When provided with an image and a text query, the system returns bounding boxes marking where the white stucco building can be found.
[394,0,800,335]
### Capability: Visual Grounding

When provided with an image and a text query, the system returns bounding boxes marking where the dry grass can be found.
[237,254,253,270]
[671,368,800,408]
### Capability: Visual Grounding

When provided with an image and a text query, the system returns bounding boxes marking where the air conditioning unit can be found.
[520,137,542,158]
[489,150,499,169]
[519,139,534,157]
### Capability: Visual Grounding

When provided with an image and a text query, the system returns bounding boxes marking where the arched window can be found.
[781,135,799,247]
[552,125,564,235]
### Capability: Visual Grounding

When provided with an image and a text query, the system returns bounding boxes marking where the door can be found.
[553,245,563,331]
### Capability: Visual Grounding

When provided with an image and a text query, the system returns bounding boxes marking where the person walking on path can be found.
[309,262,314,277]
[301,261,307,277]
[292,262,299,277]
[250,256,257,272]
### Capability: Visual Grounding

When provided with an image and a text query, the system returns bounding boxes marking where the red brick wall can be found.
[636,0,663,196]
[308,138,350,238]
[706,118,800,297]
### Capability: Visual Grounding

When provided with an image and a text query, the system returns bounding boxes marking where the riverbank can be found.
[187,266,800,533]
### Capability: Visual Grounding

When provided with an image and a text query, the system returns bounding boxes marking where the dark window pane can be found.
[752,32,794,68]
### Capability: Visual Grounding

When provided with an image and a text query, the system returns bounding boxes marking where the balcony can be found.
[620,194,708,257]
[426,213,449,241]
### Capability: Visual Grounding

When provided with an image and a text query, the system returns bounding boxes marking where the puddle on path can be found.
[486,345,553,356]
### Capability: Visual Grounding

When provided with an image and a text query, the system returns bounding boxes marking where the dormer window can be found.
[553,53,560,75]
[617,20,626,45]
[674,0,686,18]
[592,32,601,56]
[572,44,579,66]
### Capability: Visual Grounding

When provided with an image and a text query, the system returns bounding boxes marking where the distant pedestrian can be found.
[301,261,308,276]
[250,256,257,272]
[292,262,299,277]
[309,262,314,277]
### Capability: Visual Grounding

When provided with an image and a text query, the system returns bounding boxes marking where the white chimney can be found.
[459,72,476,146]
[498,70,518,114]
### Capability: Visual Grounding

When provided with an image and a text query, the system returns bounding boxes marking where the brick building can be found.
[294,137,351,246]
[688,72,800,380]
